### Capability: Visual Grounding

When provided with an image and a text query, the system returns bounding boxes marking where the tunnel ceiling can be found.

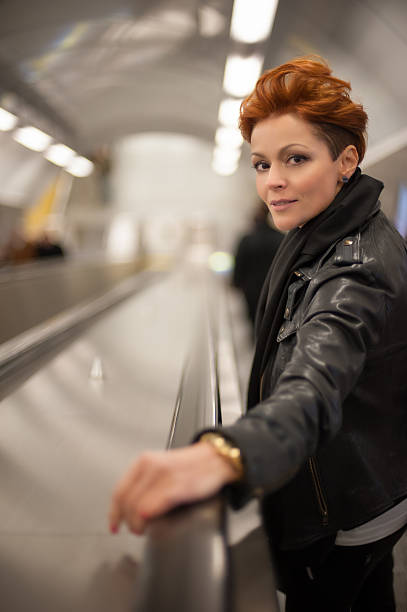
[0,0,406,161]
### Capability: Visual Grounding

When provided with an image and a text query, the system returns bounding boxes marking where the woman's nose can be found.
[266,167,287,190]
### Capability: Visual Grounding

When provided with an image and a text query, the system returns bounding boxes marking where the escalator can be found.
[0,256,159,345]
[0,262,279,611]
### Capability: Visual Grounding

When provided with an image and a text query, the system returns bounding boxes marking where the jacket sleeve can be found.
[218,262,387,497]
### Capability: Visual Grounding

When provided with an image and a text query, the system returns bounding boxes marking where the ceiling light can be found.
[45,143,76,167]
[230,0,279,43]
[218,98,243,128]
[215,126,243,149]
[213,146,241,165]
[13,126,52,152]
[223,54,263,97]
[212,145,241,175]
[212,156,239,176]
[66,156,94,177]
[0,107,18,131]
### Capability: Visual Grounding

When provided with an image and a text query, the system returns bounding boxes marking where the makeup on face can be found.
[250,113,343,231]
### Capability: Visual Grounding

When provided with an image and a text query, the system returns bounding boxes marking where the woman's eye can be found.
[253,160,270,172]
[287,154,308,165]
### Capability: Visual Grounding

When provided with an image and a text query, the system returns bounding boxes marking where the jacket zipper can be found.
[261,373,329,527]
[308,457,329,526]
[260,267,329,527]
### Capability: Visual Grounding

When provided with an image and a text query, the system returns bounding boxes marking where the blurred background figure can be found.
[233,201,283,332]
[0,228,36,265]
[0,228,66,265]
[33,230,66,259]
[91,145,112,205]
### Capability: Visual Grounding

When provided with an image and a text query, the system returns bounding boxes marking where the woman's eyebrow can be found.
[280,143,309,152]
[251,143,310,157]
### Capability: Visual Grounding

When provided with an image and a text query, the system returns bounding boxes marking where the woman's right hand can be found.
[109,441,239,535]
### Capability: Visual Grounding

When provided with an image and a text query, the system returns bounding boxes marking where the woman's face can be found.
[250,113,345,231]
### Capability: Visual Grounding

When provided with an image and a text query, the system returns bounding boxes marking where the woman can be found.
[109,58,407,610]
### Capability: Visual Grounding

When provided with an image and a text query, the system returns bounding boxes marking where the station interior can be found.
[0,1,406,610]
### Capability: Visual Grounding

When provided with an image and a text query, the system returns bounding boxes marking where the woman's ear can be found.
[339,145,359,181]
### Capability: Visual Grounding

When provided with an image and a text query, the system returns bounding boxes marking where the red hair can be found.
[239,57,367,162]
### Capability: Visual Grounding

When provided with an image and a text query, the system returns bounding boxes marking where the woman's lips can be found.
[269,199,297,210]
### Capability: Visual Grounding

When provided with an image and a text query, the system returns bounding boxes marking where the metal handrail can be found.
[134,294,230,612]
[167,313,219,449]
[0,270,161,399]
[133,277,280,612]
[133,496,229,612]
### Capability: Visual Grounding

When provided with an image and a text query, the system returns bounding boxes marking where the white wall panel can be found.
[111,132,255,254]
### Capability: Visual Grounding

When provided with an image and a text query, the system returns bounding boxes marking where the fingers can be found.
[109,453,155,533]
[109,451,189,533]
[109,443,238,535]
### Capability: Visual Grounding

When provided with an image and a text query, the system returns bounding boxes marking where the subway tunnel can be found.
[0,1,407,610]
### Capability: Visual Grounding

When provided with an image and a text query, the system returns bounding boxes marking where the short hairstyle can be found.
[239,56,367,162]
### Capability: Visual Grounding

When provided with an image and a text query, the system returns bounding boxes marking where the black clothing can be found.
[247,168,381,407]
[35,242,65,258]
[277,526,405,611]
[214,170,407,549]
[233,219,283,325]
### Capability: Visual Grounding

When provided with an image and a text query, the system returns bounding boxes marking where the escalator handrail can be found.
[0,270,157,368]
[0,270,161,401]
[167,310,219,449]
[133,296,230,612]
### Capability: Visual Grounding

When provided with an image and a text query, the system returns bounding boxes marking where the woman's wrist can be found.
[199,433,245,481]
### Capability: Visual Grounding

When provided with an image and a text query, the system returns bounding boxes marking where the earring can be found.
[342,176,349,183]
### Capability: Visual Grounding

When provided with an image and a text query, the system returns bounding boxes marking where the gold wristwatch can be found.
[200,432,245,480]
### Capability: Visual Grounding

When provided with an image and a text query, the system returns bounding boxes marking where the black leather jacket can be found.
[222,209,407,550]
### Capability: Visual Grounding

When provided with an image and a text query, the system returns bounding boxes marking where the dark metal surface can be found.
[168,310,219,449]
[134,497,229,612]
[134,279,231,612]
[0,258,145,345]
